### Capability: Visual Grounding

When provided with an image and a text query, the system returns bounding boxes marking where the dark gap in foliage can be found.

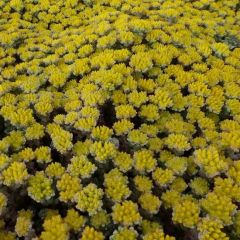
[118,136,131,153]
[219,106,233,121]
[74,131,87,144]
[171,57,178,65]
[157,131,168,138]
[0,116,6,138]
[181,86,189,96]
[100,100,116,128]
[160,208,185,239]
[51,148,65,164]
[192,122,202,138]
[132,115,142,129]
[13,53,22,64]
[183,148,194,157]
[41,134,52,148]
[183,65,192,71]
[26,161,41,174]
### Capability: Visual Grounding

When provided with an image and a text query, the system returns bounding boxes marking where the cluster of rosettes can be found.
[0,0,240,239]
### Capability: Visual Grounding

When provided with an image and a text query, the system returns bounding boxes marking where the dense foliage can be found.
[0,0,240,239]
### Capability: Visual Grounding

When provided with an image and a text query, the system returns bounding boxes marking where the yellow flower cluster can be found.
[150,89,173,110]
[139,193,161,214]
[25,123,45,140]
[171,177,187,193]
[134,176,153,193]
[75,183,103,215]
[194,146,228,177]
[40,215,69,240]
[0,231,15,240]
[133,149,157,173]
[90,210,110,229]
[234,211,240,237]
[152,168,175,188]
[141,220,161,235]
[90,141,117,163]
[143,229,175,240]
[67,155,97,179]
[104,168,131,203]
[128,130,148,146]
[113,119,134,135]
[73,139,93,156]
[113,152,133,172]
[0,0,239,239]
[46,123,73,154]
[162,189,181,207]
[0,107,35,128]
[201,192,237,225]
[64,209,85,232]
[80,226,104,240]
[46,162,65,178]
[2,162,28,186]
[190,178,209,196]
[166,157,188,176]
[172,198,200,228]
[197,217,229,240]
[112,201,142,226]
[165,134,190,152]
[35,146,52,164]
[0,193,7,215]
[213,177,240,201]
[91,126,113,141]
[15,210,32,237]
[115,105,136,119]
[110,227,138,240]
[130,52,153,72]
[27,172,54,203]
[56,173,81,203]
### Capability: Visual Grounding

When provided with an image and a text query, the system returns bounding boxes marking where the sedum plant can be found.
[0,0,239,239]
